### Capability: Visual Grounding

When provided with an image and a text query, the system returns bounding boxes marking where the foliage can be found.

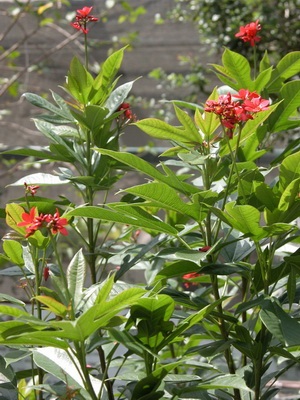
[0,7,300,400]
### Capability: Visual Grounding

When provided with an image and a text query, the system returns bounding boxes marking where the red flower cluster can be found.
[183,272,201,289]
[235,20,261,47]
[117,102,137,123]
[204,89,269,138]
[18,207,68,238]
[71,6,98,34]
[24,182,40,197]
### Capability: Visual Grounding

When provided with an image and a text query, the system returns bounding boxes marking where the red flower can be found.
[17,207,68,238]
[71,6,98,34]
[24,182,40,196]
[18,207,45,237]
[235,20,261,47]
[43,267,50,281]
[183,272,201,289]
[117,102,137,123]
[45,209,68,236]
[77,6,93,17]
[199,246,211,252]
[204,89,269,138]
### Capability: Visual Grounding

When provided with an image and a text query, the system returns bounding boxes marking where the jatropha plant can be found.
[0,9,300,400]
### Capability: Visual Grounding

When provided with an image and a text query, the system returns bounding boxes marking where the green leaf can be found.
[197,374,252,392]
[155,260,201,283]
[67,57,94,104]
[279,150,300,190]
[5,204,48,248]
[72,287,145,338]
[174,104,202,140]
[33,119,80,162]
[3,240,24,266]
[35,296,68,317]
[67,249,86,311]
[105,80,135,115]
[211,48,252,90]
[211,202,266,240]
[109,329,156,359]
[115,235,166,281]
[66,205,178,235]
[131,362,181,400]
[94,149,199,195]
[260,300,300,346]
[135,114,201,144]
[0,354,16,387]
[253,67,273,92]
[0,294,25,307]
[267,51,300,92]
[8,173,68,186]
[122,182,200,219]
[22,92,74,123]
[220,103,278,157]
[1,147,68,162]
[156,247,209,266]
[269,81,300,132]
[33,347,100,399]
[194,105,220,139]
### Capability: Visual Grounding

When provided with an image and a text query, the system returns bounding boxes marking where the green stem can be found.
[253,45,257,80]
[210,274,241,400]
[84,31,88,70]
[50,233,71,305]
[75,342,98,400]
[97,345,115,400]
[226,128,247,204]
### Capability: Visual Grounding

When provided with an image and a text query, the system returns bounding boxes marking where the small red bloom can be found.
[18,207,44,237]
[205,89,269,138]
[183,272,201,289]
[235,20,261,47]
[17,207,68,238]
[77,6,93,17]
[117,102,137,123]
[71,6,98,34]
[24,182,40,196]
[43,267,50,281]
[18,207,38,227]
[199,246,211,252]
[45,209,68,236]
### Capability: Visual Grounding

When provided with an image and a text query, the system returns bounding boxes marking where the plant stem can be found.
[50,233,71,305]
[84,31,89,70]
[253,45,257,80]
[97,345,114,400]
[210,274,241,400]
[75,342,98,400]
